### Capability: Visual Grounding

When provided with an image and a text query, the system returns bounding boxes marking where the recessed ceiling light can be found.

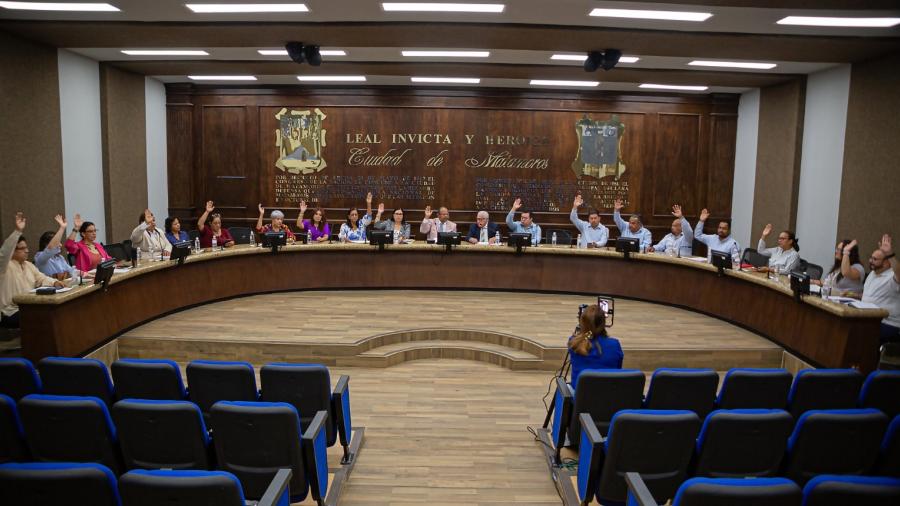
[188,75,257,81]
[530,80,600,87]
[402,50,490,57]
[589,8,711,22]
[297,75,366,82]
[382,3,504,13]
[551,54,639,63]
[689,60,777,70]
[121,50,210,56]
[186,3,308,13]
[411,77,480,84]
[258,49,346,56]
[0,1,119,10]
[776,16,900,28]
[640,83,708,91]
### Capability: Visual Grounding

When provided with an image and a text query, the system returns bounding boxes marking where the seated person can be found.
[295,200,331,242]
[694,207,741,262]
[197,201,235,249]
[569,195,608,248]
[164,217,190,245]
[505,198,541,246]
[814,239,865,298]
[568,304,623,388]
[339,192,374,243]
[613,198,652,251]
[862,234,900,344]
[256,204,296,242]
[757,224,800,273]
[420,205,457,242]
[35,214,76,280]
[131,208,172,257]
[65,214,114,271]
[466,211,500,244]
[2,213,65,328]
[374,203,411,243]
[648,205,693,257]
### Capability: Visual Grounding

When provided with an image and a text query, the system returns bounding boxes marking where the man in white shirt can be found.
[862,234,900,344]
[420,205,457,242]
[613,199,652,251]
[1,212,64,328]
[694,208,741,262]
[570,195,609,248]
[648,204,693,257]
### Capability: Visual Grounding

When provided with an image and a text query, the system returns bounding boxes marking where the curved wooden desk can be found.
[15,243,887,371]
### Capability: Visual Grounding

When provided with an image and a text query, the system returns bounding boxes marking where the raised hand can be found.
[614,198,624,211]
[573,194,584,209]
[366,192,373,204]
[880,234,893,256]
[144,208,153,223]
[512,198,522,211]
[762,223,773,237]
[14,212,25,232]
[258,203,265,215]
[73,213,83,230]
[424,205,433,219]
[299,200,307,215]
[844,239,858,254]
[699,208,710,222]
[671,204,683,218]
[54,214,67,228]
[205,201,215,213]
[377,203,385,215]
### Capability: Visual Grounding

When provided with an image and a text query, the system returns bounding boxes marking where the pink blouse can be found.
[64,239,112,272]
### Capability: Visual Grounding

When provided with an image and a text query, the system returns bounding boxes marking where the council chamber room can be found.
[1,1,900,505]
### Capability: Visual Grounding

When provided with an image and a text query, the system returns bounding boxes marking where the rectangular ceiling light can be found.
[122,50,210,56]
[589,8,711,22]
[297,75,366,82]
[530,80,600,87]
[551,54,639,63]
[382,3,504,13]
[402,50,490,57]
[0,1,119,10]
[258,49,346,56]
[188,75,257,81]
[689,60,776,70]
[640,83,708,91]
[411,77,480,84]
[776,16,900,28]
[186,3,308,13]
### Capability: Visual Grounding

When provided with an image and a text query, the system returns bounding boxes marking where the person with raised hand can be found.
[815,239,865,297]
[256,202,295,242]
[570,194,609,248]
[694,207,741,262]
[2,212,65,328]
[130,208,172,257]
[197,200,235,249]
[35,214,76,280]
[65,213,113,271]
[420,205,457,242]
[862,234,900,344]
[648,204,693,257]
[296,200,331,242]
[756,223,800,273]
[505,198,541,246]
[339,192,374,243]
[374,202,411,243]
[613,198,652,251]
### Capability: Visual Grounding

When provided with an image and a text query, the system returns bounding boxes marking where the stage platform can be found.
[116,290,784,371]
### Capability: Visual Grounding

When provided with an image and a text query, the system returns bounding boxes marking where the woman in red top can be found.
[64,214,114,271]
[197,201,235,249]
[255,203,295,242]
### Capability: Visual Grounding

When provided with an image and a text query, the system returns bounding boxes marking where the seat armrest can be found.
[332,375,352,449]
[550,377,574,463]
[255,468,292,506]
[625,472,658,506]
[301,410,329,505]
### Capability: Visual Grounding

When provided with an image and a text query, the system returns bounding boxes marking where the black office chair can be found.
[121,240,133,262]
[693,409,794,478]
[626,473,801,506]
[544,228,572,245]
[37,357,115,406]
[715,368,792,410]
[860,370,900,418]
[741,248,770,268]
[229,226,251,245]
[104,242,128,262]
[187,360,259,421]
[0,462,120,506]
[112,399,212,471]
[0,394,28,463]
[802,475,900,505]
[0,358,41,400]
[787,369,864,418]
[111,358,187,401]
[188,229,200,243]
[644,368,719,419]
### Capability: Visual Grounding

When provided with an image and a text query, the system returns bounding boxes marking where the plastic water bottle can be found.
[194,237,200,253]
[211,235,217,251]
[552,232,557,246]
[576,234,582,249]
[136,248,142,264]
[249,230,256,247]
[494,231,500,245]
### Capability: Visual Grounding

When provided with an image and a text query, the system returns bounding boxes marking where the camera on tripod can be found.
[578,297,615,327]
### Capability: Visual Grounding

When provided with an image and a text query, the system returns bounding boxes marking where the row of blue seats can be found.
[624,473,900,506]
[0,462,292,506]
[0,357,354,459]
[0,395,330,504]
[573,408,900,505]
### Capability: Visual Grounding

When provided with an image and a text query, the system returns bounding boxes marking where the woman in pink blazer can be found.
[64,214,113,272]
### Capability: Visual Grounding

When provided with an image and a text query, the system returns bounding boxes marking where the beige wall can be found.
[0,31,65,242]
[100,64,148,242]
[837,54,900,258]
[751,78,806,239]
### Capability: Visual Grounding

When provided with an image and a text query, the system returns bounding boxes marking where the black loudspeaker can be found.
[584,49,623,72]
[304,45,322,66]
[286,41,305,64]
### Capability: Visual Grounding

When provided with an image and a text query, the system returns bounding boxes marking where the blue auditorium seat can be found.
[787,369,863,418]
[644,368,719,419]
[859,370,900,419]
[0,462,120,505]
[625,473,801,506]
[112,399,212,471]
[693,409,793,478]
[802,475,900,505]
[563,369,646,448]
[715,368,792,410]
[876,415,900,477]
[186,359,259,420]
[119,468,292,506]
[578,409,701,505]
[210,400,329,504]
[37,356,115,405]
[19,394,122,473]
[112,358,187,401]
[784,408,888,485]
[0,394,27,463]
[0,357,41,400]
[260,362,353,459]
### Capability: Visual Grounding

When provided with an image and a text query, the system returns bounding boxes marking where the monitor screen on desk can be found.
[790,269,811,297]
[170,241,191,263]
[710,250,732,271]
[437,232,460,246]
[94,259,117,287]
[615,237,640,253]
[507,233,532,249]
[262,231,287,248]
[369,230,392,247]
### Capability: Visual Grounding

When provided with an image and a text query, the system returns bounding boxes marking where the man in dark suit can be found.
[466,210,500,244]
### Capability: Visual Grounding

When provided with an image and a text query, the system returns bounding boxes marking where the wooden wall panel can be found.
[201,106,251,210]
[166,105,193,213]
[652,113,701,218]
[707,114,738,217]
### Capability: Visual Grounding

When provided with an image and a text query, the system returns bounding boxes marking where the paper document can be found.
[29,287,73,294]
[848,301,881,310]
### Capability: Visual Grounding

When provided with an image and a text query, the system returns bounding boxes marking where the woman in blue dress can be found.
[569,304,624,388]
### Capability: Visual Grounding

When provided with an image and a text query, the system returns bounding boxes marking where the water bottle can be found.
[494,231,500,245]
[194,237,200,253]
[552,232,557,246]
[576,234,582,249]
[211,235,217,251]
[136,248,142,265]
[394,230,401,244]
[249,230,256,247]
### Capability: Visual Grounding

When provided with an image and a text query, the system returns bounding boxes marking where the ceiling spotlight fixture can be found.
[285,41,322,66]
[583,49,623,72]
[589,8,711,22]
[188,75,257,81]
[121,50,209,56]
[777,16,900,27]
[552,54,639,63]
[411,77,480,84]
[382,3,504,13]
[529,80,600,87]
[689,60,777,70]
[297,75,366,82]
[186,3,308,13]
[639,83,708,91]
[0,1,119,10]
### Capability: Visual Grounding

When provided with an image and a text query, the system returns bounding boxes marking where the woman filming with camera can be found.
[568,304,624,388]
